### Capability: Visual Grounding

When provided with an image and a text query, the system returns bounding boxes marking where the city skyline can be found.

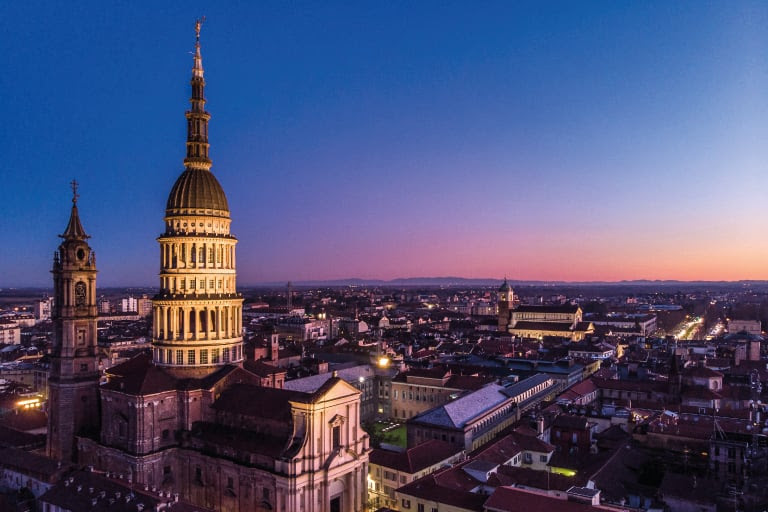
[2,2,767,287]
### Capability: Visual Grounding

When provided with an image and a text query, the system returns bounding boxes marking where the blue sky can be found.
[1,2,767,286]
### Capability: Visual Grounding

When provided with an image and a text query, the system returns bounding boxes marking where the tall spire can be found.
[184,17,212,171]
[61,179,89,240]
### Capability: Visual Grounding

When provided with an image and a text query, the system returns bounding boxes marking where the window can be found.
[80,363,88,372]
[418,504,425,512]
[162,429,170,440]
[263,488,270,501]
[200,349,208,365]
[212,348,220,364]
[332,425,341,449]
[163,466,171,475]
[223,347,230,363]
[540,455,547,462]
[176,350,183,365]
[188,350,195,365]
[227,477,234,489]
[195,466,203,484]
[402,499,411,509]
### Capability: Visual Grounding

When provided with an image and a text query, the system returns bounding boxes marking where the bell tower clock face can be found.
[75,282,87,307]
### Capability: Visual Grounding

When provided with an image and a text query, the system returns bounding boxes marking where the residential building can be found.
[368,440,463,510]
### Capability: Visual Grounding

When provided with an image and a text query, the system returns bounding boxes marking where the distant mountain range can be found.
[4,278,768,293]
[240,277,768,288]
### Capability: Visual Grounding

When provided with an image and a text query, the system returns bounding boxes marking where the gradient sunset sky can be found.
[2,2,767,287]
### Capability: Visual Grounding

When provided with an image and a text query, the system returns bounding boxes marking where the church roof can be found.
[61,204,89,240]
[103,353,177,394]
[166,168,230,214]
[515,304,579,314]
[511,321,574,332]
[213,383,309,421]
[102,353,244,395]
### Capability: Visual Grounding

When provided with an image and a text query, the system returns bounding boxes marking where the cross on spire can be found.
[70,179,79,204]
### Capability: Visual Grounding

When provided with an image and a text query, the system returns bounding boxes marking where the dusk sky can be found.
[2,2,767,287]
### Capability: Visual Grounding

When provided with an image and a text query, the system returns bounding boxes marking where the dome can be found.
[166,168,229,214]
[498,279,511,292]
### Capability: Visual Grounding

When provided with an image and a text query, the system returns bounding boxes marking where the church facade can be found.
[48,22,369,512]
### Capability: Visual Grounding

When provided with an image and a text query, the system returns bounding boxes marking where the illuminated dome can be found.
[166,168,229,215]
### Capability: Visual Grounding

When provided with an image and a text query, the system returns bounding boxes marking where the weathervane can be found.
[70,179,79,205]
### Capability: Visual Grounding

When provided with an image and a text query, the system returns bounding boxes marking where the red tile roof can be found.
[485,486,614,512]
[370,440,460,473]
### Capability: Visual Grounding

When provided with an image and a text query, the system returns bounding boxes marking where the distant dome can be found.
[499,280,511,292]
[166,168,229,215]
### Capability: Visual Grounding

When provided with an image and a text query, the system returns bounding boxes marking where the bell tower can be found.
[497,277,513,332]
[47,181,101,462]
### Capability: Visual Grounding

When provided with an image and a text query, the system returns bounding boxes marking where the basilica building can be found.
[48,22,369,512]
[497,279,594,341]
